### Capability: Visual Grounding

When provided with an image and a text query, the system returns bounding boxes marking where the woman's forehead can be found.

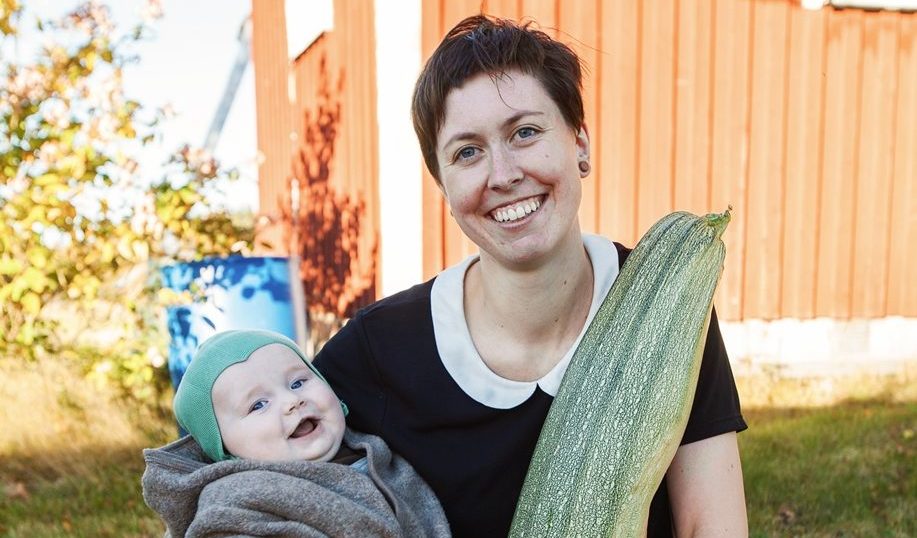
[439,71,558,137]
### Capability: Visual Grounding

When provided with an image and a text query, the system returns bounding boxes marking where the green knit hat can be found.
[173,329,346,462]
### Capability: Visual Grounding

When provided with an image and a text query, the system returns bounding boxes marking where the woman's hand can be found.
[666,431,748,537]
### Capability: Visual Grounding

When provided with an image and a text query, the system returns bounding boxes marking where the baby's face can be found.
[211,343,345,462]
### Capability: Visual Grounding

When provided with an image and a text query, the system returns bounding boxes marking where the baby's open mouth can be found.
[290,417,317,438]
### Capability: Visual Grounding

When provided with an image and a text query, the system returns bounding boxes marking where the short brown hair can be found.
[411,14,585,183]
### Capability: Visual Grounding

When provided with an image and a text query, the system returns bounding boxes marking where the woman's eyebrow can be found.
[440,110,544,152]
[501,110,542,128]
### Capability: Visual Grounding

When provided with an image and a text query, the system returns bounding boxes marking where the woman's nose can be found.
[488,146,522,190]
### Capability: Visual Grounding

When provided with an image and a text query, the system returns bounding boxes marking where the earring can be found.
[578,160,590,175]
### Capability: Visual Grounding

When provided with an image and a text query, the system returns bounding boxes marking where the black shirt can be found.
[315,240,747,537]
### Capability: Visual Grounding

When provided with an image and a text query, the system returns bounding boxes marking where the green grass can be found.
[742,400,916,537]
[0,389,913,536]
[0,448,166,537]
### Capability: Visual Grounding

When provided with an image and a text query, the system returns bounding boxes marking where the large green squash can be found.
[509,209,731,537]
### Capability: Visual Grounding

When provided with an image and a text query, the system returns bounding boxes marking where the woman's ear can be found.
[576,124,591,178]
[576,124,591,162]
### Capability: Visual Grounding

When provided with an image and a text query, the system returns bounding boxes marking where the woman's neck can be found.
[463,232,594,381]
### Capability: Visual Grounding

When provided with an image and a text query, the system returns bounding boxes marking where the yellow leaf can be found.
[132,240,149,259]
[22,267,47,293]
[27,250,47,269]
[34,173,60,187]
[21,292,41,315]
[26,204,45,222]
[179,189,198,205]
[16,323,34,346]
[117,237,133,260]
[0,257,23,275]
[100,242,115,263]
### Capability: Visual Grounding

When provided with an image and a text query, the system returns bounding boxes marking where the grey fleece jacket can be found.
[142,428,451,538]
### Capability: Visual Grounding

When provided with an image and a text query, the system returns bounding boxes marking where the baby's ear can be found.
[339,399,349,417]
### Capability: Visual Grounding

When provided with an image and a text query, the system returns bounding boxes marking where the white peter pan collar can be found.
[430,234,620,409]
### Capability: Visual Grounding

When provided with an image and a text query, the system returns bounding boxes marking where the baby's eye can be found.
[290,378,308,390]
[248,400,267,413]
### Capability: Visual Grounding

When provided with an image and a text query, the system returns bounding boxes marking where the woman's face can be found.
[436,70,589,269]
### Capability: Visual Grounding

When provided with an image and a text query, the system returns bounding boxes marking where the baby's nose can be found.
[285,395,306,412]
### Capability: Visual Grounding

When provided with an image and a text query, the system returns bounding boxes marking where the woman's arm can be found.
[666,432,748,537]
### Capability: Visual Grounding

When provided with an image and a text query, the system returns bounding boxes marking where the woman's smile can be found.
[490,195,544,223]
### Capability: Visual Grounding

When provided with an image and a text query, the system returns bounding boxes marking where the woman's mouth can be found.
[289,417,318,438]
[491,195,543,223]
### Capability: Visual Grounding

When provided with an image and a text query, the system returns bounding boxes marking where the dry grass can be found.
[0,357,171,478]
[736,364,917,409]
[0,357,172,537]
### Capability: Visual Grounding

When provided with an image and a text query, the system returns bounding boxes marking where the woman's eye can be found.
[456,146,478,162]
[516,126,538,140]
[248,400,266,413]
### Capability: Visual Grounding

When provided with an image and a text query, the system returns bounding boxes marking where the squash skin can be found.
[509,210,730,538]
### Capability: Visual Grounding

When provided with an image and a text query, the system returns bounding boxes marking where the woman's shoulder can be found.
[350,278,436,326]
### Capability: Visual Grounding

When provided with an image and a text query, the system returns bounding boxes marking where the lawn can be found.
[742,400,915,537]
[1,359,913,537]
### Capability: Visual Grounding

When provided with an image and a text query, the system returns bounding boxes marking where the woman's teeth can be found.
[493,198,541,223]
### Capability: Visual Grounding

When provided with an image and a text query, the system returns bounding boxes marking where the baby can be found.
[142,330,450,538]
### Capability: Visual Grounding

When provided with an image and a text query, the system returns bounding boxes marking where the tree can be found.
[0,0,252,402]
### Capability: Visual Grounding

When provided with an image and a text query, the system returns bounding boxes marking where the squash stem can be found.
[704,206,732,238]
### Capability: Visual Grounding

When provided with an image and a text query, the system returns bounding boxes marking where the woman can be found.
[315,14,748,537]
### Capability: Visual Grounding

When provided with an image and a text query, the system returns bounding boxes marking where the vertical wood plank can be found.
[673,0,713,216]
[559,0,601,234]
[781,5,825,319]
[636,0,676,237]
[886,13,916,316]
[442,0,480,36]
[421,0,445,279]
[816,10,863,319]
[520,0,557,32]
[744,0,788,320]
[251,0,294,253]
[709,0,753,321]
[851,12,898,318]
[357,2,381,295]
[484,0,520,19]
[598,0,639,246]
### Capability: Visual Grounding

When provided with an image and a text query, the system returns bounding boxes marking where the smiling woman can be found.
[313,14,748,538]
[436,71,588,273]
